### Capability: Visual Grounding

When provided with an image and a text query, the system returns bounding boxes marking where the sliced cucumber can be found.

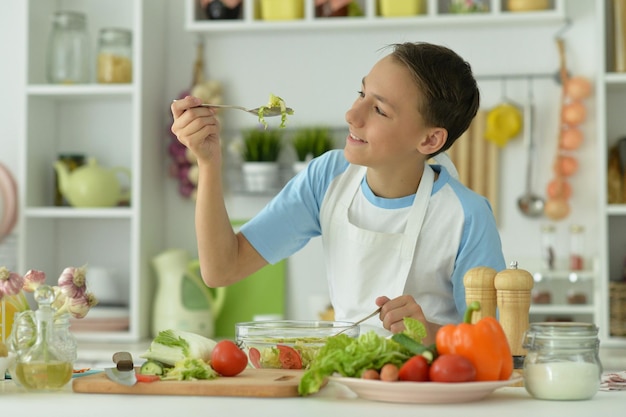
[140,359,165,376]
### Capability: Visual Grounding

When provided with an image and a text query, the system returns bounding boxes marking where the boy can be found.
[170,42,505,344]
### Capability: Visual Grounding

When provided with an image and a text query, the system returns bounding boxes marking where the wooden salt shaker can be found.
[494,261,534,385]
[463,266,498,323]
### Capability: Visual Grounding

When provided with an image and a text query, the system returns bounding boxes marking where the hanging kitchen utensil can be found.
[517,78,545,217]
[484,79,523,148]
[104,351,136,386]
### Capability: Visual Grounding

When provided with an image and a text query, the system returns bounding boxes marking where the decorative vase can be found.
[242,162,280,192]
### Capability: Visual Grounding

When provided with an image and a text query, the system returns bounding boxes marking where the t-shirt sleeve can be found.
[240,150,348,264]
[451,196,506,317]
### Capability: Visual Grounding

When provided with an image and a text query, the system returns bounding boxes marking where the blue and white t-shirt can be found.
[241,150,505,324]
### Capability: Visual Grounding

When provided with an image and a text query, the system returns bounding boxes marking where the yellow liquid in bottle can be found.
[15,361,73,390]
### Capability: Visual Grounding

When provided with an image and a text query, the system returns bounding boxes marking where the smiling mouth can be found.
[349,132,368,143]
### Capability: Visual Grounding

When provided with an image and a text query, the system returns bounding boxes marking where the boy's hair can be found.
[389,42,480,157]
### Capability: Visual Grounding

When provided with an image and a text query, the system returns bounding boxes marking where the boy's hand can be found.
[376,295,439,345]
[171,96,221,165]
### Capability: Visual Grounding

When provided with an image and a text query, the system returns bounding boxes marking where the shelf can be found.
[530,304,595,315]
[185,0,566,32]
[24,207,133,219]
[532,269,595,281]
[604,72,626,84]
[18,0,168,343]
[26,84,134,98]
[185,12,566,32]
[607,204,626,215]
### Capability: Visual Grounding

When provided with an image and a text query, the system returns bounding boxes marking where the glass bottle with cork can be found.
[13,286,73,391]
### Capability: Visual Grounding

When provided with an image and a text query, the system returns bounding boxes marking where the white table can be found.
[1,379,624,417]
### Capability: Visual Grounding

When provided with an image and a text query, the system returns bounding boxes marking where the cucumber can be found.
[140,359,165,376]
[391,333,438,362]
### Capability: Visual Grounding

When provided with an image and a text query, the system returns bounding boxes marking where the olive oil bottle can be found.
[14,285,73,391]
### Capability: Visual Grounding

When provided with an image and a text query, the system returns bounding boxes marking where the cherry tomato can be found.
[399,355,430,382]
[379,363,399,381]
[429,354,477,383]
[210,340,249,377]
[276,345,302,369]
[249,347,262,369]
[135,373,160,383]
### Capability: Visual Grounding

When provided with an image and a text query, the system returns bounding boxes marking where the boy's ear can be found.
[418,127,448,155]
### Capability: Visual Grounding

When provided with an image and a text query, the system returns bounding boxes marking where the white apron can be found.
[321,161,435,330]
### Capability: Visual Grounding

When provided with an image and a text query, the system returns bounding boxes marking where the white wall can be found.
[0,1,599,321]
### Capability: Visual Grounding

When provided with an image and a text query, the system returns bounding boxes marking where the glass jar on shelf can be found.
[540,224,557,270]
[569,224,585,271]
[97,28,133,84]
[566,271,590,305]
[46,11,90,84]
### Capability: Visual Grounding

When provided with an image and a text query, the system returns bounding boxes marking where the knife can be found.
[104,351,137,386]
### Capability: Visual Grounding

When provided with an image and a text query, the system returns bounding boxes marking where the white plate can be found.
[329,375,523,404]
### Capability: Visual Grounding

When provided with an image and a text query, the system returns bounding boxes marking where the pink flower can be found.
[0,266,24,297]
[58,266,87,299]
[22,269,47,292]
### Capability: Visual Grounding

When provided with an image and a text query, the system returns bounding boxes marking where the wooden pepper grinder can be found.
[494,261,534,364]
[463,266,498,323]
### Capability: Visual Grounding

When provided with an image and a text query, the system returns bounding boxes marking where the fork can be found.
[335,307,382,336]
[200,103,293,117]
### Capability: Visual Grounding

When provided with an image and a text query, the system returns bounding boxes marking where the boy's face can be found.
[344,55,431,171]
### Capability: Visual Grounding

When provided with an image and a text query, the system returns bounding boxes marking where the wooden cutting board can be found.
[72,368,303,397]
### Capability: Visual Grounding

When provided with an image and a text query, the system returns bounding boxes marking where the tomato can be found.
[135,373,160,383]
[429,354,477,383]
[276,345,302,369]
[399,355,430,382]
[249,347,262,369]
[210,340,249,377]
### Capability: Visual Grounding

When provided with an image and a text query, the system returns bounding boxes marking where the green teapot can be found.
[53,157,131,208]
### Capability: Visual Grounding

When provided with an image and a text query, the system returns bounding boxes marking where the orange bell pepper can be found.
[435,301,513,381]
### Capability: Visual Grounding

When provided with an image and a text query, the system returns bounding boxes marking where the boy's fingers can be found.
[171,96,203,118]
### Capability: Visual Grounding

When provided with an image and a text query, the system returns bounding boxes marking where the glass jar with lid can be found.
[569,224,585,271]
[540,224,557,270]
[522,322,602,400]
[46,11,90,84]
[97,28,133,83]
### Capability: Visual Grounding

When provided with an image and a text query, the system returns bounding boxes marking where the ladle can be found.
[517,82,545,217]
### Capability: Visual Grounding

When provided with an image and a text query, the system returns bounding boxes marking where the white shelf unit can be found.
[185,0,565,32]
[529,265,598,324]
[597,0,626,348]
[19,0,167,342]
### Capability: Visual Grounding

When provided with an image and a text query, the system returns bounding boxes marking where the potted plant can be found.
[291,126,335,173]
[239,127,284,192]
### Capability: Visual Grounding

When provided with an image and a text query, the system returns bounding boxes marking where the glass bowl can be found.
[235,320,359,370]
